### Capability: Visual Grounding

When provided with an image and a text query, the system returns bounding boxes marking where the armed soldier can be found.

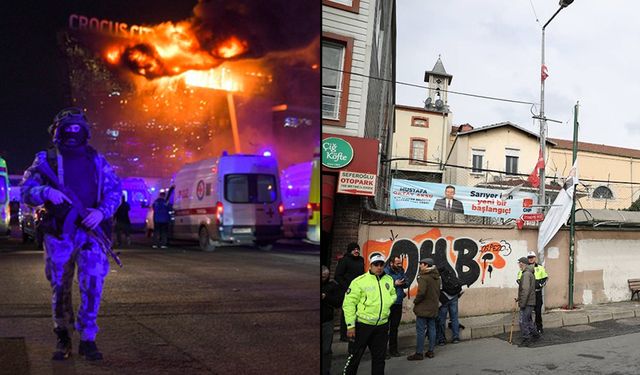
[21,107,122,361]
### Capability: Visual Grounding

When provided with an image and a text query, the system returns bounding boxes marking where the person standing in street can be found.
[334,242,364,341]
[384,255,408,358]
[436,265,463,345]
[342,255,396,375]
[407,258,441,360]
[321,265,341,375]
[517,256,540,347]
[523,250,549,334]
[114,195,131,247]
[21,107,122,361]
[152,191,171,248]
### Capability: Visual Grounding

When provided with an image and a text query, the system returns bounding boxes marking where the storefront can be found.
[321,133,379,267]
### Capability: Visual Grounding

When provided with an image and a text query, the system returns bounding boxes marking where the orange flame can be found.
[216,36,248,59]
[106,48,121,64]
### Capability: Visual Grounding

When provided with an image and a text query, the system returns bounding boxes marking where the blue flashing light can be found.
[150,187,156,192]
[263,151,272,157]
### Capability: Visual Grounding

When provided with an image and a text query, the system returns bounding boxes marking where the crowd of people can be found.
[321,243,548,375]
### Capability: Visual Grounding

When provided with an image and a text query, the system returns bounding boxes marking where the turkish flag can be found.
[528,148,545,188]
[541,64,549,82]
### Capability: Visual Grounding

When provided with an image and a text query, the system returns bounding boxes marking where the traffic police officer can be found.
[342,254,396,375]
[517,250,549,334]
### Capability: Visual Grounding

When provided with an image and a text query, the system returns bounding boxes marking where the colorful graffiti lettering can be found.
[363,229,512,295]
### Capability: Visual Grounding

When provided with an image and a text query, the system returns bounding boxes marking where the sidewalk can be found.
[332,300,640,356]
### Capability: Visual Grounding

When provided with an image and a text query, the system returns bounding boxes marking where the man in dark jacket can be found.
[321,265,341,375]
[407,258,440,360]
[334,242,364,341]
[114,195,131,247]
[517,257,539,347]
[384,255,408,357]
[437,266,463,345]
[152,191,171,248]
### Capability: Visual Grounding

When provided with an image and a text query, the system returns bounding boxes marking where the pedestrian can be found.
[407,258,440,360]
[520,250,549,334]
[384,255,408,358]
[334,241,364,341]
[517,256,540,347]
[114,195,131,247]
[321,265,341,375]
[436,265,463,345]
[21,107,122,361]
[342,254,396,375]
[152,191,171,248]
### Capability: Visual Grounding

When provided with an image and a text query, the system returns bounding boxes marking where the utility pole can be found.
[568,101,579,309]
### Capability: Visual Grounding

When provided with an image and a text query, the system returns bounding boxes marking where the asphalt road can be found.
[331,317,640,375]
[0,232,319,375]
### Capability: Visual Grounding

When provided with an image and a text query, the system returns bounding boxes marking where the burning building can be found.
[58,0,319,178]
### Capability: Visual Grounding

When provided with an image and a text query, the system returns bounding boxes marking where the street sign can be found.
[522,213,544,222]
[322,137,354,169]
[337,171,376,196]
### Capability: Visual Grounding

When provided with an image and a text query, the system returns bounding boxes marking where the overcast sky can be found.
[396,0,640,150]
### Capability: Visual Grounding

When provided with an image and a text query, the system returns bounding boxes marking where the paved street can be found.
[0,232,319,375]
[331,318,640,375]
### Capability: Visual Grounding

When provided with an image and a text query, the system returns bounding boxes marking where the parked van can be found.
[280,161,312,239]
[172,152,283,251]
[121,177,152,231]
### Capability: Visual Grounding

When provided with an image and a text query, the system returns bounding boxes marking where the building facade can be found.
[322,0,396,267]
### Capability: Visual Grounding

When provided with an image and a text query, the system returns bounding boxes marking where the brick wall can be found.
[328,194,362,276]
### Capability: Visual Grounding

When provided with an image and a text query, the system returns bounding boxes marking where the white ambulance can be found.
[171,152,283,251]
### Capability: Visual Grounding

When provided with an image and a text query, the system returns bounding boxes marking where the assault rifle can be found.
[36,161,123,268]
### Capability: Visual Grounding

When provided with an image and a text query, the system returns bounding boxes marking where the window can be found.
[411,116,429,128]
[505,148,519,175]
[592,186,614,199]
[472,149,485,173]
[322,34,353,126]
[322,0,360,13]
[409,139,427,164]
[225,174,277,203]
[505,156,518,175]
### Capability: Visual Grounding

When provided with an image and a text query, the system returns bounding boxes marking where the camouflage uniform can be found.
[21,150,121,341]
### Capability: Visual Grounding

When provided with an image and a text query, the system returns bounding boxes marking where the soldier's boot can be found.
[52,327,72,360]
[79,340,103,361]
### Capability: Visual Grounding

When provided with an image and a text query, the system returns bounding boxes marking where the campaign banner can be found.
[390,179,538,219]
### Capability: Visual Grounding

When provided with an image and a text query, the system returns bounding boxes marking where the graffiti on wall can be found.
[363,228,512,295]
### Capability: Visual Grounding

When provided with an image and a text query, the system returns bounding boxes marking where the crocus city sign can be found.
[322,137,354,169]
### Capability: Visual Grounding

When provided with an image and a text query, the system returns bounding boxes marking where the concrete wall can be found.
[357,222,640,320]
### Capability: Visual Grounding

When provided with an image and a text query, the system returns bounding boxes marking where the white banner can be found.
[537,161,578,259]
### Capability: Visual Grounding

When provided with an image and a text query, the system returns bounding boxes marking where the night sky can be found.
[0,1,194,174]
[0,0,319,176]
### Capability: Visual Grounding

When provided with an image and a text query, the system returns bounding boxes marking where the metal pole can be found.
[539,27,546,208]
[539,6,565,210]
[226,92,242,154]
[568,101,579,309]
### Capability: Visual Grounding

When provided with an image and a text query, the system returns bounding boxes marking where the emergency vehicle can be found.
[306,149,320,244]
[172,152,283,251]
[120,177,152,231]
[0,157,10,235]
[280,161,312,239]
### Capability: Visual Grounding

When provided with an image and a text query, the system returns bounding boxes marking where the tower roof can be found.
[424,56,453,84]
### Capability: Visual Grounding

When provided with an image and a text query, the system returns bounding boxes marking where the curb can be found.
[332,303,640,357]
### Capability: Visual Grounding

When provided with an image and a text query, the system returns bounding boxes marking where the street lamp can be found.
[539,0,574,208]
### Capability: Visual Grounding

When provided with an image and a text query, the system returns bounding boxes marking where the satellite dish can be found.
[435,99,443,108]
[425,97,432,107]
